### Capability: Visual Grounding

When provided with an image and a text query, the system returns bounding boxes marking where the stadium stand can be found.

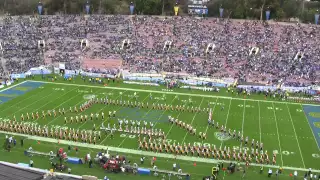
[0,15,319,86]
[0,161,83,180]
[0,162,44,180]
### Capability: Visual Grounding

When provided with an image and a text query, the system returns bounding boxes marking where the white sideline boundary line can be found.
[1,130,319,173]
[271,102,284,167]
[285,104,306,168]
[26,80,320,107]
[0,81,27,93]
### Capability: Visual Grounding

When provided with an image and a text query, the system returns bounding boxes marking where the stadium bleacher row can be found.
[0,15,319,86]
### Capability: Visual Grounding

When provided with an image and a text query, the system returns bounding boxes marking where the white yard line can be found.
[99,92,149,146]
[300,104,320,150]
[153,97,176,127]
[98,90,140,130]
[47,87,97,126]
[203,98,219,135]
[220,98,232,148]
[5,87,77,118]
[258,101,262,143]
[165,111,182,138]
[98,90,137,129]
[27,80,320,107]
[241,101,246,135]
[201,97,219,144]
[271,102,284,167]
[4,93,53,117]
[181,97,205,144]
[285,104,306,168]
[117,97,161,147]
[77,89,118,129]
[239,101,246,149]
[0,86,48,113]
[32,87,79,121]
[99,133,112,145]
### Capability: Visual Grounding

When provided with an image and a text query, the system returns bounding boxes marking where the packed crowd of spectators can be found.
[0,15,319,86]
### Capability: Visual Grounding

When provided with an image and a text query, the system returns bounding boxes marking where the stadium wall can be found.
[8,66,319,95]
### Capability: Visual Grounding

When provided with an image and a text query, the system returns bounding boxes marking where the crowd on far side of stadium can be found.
[0,15,319,86]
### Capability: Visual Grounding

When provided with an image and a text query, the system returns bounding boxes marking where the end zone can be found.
[303,105,320,149]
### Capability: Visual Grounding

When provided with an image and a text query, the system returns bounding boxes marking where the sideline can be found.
[1,131,319,173]
[26,80,320,107]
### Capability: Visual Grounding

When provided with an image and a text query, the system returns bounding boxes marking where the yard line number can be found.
[267,107,282,111]
[52,88,65,91]
[209,102,224,106]
[238,104,254,108]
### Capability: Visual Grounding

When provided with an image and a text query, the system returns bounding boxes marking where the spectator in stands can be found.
[0,15,319,86]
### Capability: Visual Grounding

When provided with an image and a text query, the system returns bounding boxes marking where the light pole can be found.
[162,0,165,15]
[315,9,319,25]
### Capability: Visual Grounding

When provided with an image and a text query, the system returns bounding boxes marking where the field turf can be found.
[0,76,319,180]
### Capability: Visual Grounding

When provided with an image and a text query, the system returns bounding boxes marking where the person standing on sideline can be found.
[242,168,246,179]
[268,168,272,177]
[29,160,34,167]
[294,170,298,180]
[173,163,176,171]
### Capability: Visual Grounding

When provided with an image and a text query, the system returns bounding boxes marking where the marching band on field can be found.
[2,94,276,166]
[101,119,165,138]
[138,136,276,165]
[0,120,101,145]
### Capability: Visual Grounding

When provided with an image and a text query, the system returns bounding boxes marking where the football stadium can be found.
[0,0,319,180]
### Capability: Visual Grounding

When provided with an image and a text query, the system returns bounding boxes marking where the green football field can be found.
[0,76,319,179]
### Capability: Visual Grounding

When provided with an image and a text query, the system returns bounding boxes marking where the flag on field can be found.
[209,108,212,120]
